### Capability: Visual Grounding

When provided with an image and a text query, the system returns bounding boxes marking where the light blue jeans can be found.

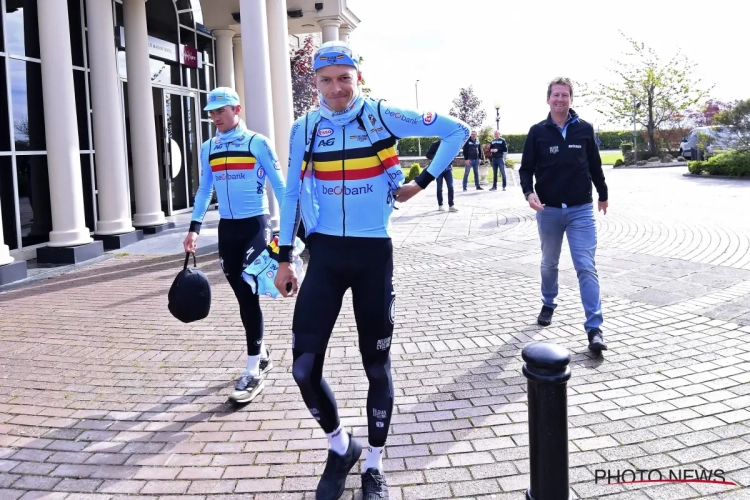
[536,203,603,332]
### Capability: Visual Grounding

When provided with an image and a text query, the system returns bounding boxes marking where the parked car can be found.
[680,126,743,159]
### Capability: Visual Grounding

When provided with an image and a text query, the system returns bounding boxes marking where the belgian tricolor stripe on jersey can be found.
[209,151,256,173]
[304,137,399,181]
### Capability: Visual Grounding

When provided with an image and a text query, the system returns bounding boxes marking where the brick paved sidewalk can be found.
[1,166,750,499]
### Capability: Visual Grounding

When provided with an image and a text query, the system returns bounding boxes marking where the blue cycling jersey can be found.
[278,99,469,248]
[190,121,286,233]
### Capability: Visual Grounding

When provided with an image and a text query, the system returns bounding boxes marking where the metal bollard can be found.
[522,342,572,500]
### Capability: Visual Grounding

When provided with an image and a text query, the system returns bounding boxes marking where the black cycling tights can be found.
[291,233,396,447]
[218,216,272,356]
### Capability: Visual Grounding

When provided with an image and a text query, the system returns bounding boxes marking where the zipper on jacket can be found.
[341,125,346,237]
[224,144,234,218]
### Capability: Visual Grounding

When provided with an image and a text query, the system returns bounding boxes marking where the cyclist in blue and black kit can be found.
[183,87,286,404]
[273,41,469,500]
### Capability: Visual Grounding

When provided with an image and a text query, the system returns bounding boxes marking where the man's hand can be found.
[183,232,198,253]
[394,182,423,203]
[527,193,545,212]
[464,159,470,166]
[274,263,298,297]
[598,200,608,215]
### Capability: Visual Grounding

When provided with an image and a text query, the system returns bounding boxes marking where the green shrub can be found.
[614,159,624,167]
[505,158,515,169]
[688,150,750,177]
[404,163,421,182]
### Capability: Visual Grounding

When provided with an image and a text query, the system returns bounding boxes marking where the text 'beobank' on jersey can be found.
[283,100,469,240]
[189,129,286,232]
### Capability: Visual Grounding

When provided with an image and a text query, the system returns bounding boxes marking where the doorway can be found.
[120,81,202,217]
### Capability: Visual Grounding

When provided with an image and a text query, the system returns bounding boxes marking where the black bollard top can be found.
[522,342,571,372]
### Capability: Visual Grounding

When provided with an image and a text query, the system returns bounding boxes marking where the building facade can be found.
[0,0,359,285]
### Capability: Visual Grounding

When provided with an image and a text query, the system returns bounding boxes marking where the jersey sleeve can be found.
[251,134,287,207]
[277,116,308,259]
[189,140,214,233]
[378,102,470,187]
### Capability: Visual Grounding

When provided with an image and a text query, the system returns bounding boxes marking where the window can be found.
[8,59,46,151]
[16,154,52,248]
[73,69,90,149]
[5,1,40,59]
[0,1,5,53]
[0,157,18,251]
[68,0,85,67]
[0,57,10,152]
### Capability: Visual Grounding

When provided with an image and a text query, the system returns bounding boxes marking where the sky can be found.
[347,0,747,134]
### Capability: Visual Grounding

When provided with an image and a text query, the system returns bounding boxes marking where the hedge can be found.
[687,150,750,177]
[396,131,637,155]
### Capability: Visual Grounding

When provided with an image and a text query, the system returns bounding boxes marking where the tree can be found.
[449,86,486,129]
[714,99,750,151]
[585,32,712,157]
[677,99,735,128]
[358,55,372,98]
[290,35,318,119]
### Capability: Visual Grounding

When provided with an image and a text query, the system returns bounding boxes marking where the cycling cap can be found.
[313,41,359,71]
[204,87,240,111]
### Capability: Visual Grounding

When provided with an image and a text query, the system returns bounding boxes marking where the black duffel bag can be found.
[168,253,211,323]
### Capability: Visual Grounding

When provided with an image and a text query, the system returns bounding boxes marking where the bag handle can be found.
[184,252,197,270]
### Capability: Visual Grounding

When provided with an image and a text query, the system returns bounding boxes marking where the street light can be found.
[415,79,421,156]
[631,90,641,163]
[494,100,501,131]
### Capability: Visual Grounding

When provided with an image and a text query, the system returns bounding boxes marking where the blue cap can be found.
[204,87,240,111]
[313,41,359,71]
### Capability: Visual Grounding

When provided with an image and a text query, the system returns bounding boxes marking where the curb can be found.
[682,173,750,181]
[614,162,687,169]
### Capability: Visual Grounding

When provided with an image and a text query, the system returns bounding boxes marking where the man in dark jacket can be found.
[519,77,609,352]
[426,139,458,212]
[489,131,509,191]
[462,130,484,191]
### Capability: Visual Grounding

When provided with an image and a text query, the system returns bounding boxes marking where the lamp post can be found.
[494,100,501,131]
[631,91,641,163]
[415,79,421,156]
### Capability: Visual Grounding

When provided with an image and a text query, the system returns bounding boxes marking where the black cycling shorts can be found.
[217,215,272,278]
[292,233,395,354]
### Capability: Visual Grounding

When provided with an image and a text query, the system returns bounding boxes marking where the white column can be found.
[213,29,235,89]
[85,0,136,236]
[240,0,278,227]
[0,197,12,265]
[123,0,167,227]
[318,18,341,43]
[338,25,352,44]
[233,36,246,122]
[38,0,93,247]
[266,0,293,179]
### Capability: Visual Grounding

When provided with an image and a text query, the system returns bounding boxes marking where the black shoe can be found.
[316,433,362,500]
[588,328,608,352]
[362,468,389,499]
[476,186,483,190]
[537,305,554,326]
[490,186,497,191]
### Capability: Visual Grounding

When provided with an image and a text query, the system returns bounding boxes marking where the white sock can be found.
[245,354,260,376]
[326,426,350,456]
[245,341,269,376]
[364,446,384,472]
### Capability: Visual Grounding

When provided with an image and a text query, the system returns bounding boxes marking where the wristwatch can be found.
[524,191,534,200]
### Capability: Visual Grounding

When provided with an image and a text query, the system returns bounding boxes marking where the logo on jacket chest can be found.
[550,145,559,154]
[568,144,582,149]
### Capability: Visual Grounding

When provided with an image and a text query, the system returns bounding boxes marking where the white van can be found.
[680,126,741,159]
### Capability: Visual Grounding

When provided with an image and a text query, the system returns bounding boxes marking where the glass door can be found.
[161,89,201,214]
